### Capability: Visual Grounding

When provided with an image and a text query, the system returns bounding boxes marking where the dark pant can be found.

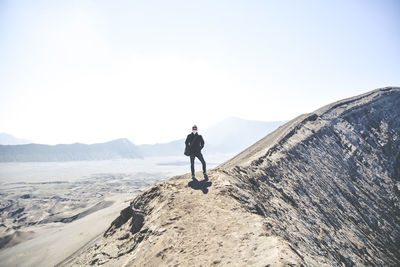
[190,151,206,175]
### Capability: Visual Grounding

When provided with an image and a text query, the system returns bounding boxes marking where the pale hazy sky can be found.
[0,0,399,145]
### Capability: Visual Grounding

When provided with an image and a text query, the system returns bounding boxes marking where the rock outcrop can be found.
[61,87,400,266]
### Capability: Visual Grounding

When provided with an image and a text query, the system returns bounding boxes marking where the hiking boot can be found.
[192,174,196,179]
[203,172,208,180]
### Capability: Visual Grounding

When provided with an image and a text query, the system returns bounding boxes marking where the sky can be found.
[0,0,399,145]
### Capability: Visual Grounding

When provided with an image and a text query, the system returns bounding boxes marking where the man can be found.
[185,125,207,180]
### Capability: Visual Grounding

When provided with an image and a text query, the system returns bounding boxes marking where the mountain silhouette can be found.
[0,133,31,145]
[0,138,142,162]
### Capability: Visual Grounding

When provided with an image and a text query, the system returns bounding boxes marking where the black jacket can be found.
[185,133,204,154]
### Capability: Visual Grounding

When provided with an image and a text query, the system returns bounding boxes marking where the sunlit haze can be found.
[1,0,399,145]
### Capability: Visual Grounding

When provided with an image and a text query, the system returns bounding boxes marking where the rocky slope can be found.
[61,87,400,266]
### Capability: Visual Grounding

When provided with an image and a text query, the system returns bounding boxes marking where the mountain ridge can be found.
[62,86,400,266]
[220,86,398,169]
[0,133,31,145]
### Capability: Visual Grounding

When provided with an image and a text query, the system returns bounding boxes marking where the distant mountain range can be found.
[204,117,284,154]
[0,133,31,145]
[0,138,142,162]
[0,118,285,162]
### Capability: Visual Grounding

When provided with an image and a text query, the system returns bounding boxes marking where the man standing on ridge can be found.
[185,125,207,180]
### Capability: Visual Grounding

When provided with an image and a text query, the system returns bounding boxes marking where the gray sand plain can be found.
[0,154,233,267]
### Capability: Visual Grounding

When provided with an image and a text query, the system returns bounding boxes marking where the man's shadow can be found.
[188,177,212,194]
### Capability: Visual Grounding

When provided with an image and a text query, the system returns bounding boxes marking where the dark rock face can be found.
[104,185,161,238]
[220,87,400,266]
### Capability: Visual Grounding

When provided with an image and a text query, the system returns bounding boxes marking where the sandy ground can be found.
[0,193,131,267]
[0,171,159,267]
[63,171,301,267]
[0,154,234,267]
